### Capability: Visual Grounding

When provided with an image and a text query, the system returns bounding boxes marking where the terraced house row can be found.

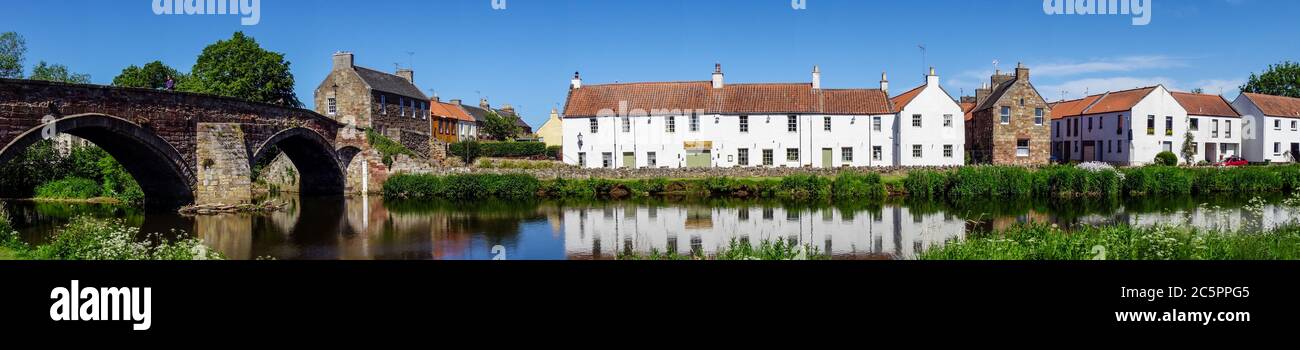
[561,64,965,169]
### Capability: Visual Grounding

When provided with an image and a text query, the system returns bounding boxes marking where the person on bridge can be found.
[166,76,175,91]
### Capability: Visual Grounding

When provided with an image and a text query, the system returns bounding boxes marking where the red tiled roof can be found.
[1243,93,1300,119]
[1050,95,1104,120]
[563,81,892,117]
[960,102,976,121]
[1171,92,1239,118]
[1050,86,1157,119]
[889,85,926,110]
[430,101,475,122]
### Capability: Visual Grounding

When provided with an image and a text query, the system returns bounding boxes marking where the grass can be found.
[920,223,1300,260]
[901,164,1300,199]
[618,238,831,260]
[385,172,889,202]
[0,216,222,261]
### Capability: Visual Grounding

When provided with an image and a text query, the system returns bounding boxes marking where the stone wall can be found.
[425,165,964,180]
[256,153,300,193]
[194,123,252,205]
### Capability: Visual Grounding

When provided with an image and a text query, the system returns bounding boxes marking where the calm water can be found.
[4,194,1299,260]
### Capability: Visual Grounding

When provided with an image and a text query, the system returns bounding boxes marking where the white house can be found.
[1050,85,1193,165]
[1231,93,1300,163]
[890,68,966,166]
[561,64,964,169]
[1171,92,1242,163]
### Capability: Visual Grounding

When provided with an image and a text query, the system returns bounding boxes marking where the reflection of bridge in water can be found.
[175,197,1300,260]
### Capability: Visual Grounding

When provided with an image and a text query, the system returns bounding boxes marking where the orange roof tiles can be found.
[563,81,893,117]
[889,85,926,110]
[430,101,475,122]
[1171,92,1239,118]
[1050,86,1158,119]
[1050,95,1104,120]
[1243,93,1300,119]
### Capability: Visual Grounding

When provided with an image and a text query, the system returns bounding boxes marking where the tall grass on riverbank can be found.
[0,216,222,260]
[0,205,19,260]
[904,164,1300,199]
[384,173,886,202]
[618,238,831,260]
[920,224,1300,260]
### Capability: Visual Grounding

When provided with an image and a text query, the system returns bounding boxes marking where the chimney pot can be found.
[396,68,414,83]
[332,51,354,70]
[712,63,725,89]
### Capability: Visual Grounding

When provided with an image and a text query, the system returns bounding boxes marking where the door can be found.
[1205,143,1217,163]
[821,148,833,168]
[686,150,711,168]
[622,152,635,169]
[1292,143,1299,162]
[1082,142,1096,162]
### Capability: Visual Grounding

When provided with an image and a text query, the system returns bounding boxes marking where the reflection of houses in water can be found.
[563,205,967,259]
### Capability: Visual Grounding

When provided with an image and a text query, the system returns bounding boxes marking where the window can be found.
[621,116,631,133]
[589,119,599,133]
[1020,98,1026,106]
[1054,121,1060,138]
[647,152,657,167]
[1034,108,1044,125]
[1276,143,1283,155]
[912,145,922,158]
[1226,120,1232,138]
[381,95,388,115]
[944,114,954,127]
[943,145,954,158]
[872,116,882,131]
[738,149,750,166]
[872,146,882,161]
[419,102,426,119]
[602,153,613,168]
[399,97,406,116]
[1087,117,1093,131]
[1293,121,1298,131]
[1190,118,1200,131]
[1117,140,1124,151]
[788,116,798,132]
[762,149,774,166]
[1017,139,1030,157]
[578,153,586,167]
[1107,140,1112,153]
[667,116,676,133]
[842,147,853,162]
[1162,141,1173,153]
[740,115,749,133]
[1147,115,1156,135]
[1000,107,1011,124]
[327,97,337,116]
[690,114,700,132]
[912,114,923,128]
[1212,120,1220,138]
[1276,120,1283,130]
[786,148,799,162]
[1117,115,1124,135]
[824,116,832,131]
[1166,116,1174,136]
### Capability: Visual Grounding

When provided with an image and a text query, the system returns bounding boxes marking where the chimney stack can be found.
[432,92,440,103]
[332,51,354,70]
[1015,62,1030,81]
[571,71,582,89]
[926,67,939,87]
[502,104,516,116]
[480,98,490,110]
[450,99,462,106]
[879,71,889,93]
[396,68,414,83]
[812,65,821,90]
[712,63,725,89]
[975,82,992,106]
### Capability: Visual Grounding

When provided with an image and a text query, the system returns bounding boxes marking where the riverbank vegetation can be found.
[906,164,1300,199]
[383,172,887,202]
[0,140,143,205]
[0,216,221,260]
[920,223,1300,260]
[618,238,830,261]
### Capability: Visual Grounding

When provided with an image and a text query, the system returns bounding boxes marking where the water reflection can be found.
[4,194,1298,260]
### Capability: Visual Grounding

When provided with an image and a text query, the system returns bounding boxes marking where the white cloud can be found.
[1032,56,1188,78]
[1037,77,1178,101]
[1189,79,1244,97]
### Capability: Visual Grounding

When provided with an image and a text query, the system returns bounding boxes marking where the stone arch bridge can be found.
[0,79,364,210]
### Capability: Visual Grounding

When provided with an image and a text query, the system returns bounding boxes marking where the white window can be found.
[381,95,388,115]
[647,152,657,167]
[1000,107,1011,124]
[872,146,882,161]
[1226,120,1232,138]
[824,116,832,132]
[762,150,774,166]
[872,116,882,132]
[399,97,406,116]
[944,114,953,127]
[1147,115,1156,135]
[740,115,749,133]
[327,97,337,116]
[1276,120,1283,130]
[1276,143,1283,155]
[621,116,631,133]
[912,145,922,158]
[1034,108,1044,125]
[589,119,599,133]
[786,148,799,162]
[842,147,853,162]
[690,114,700,132]
[788,116,798,132]
[1017,139,1030,157]
[602,153,613,168]
[667,116,676,133]
[738,149,750,166]
[943,145,954,158]
[1293,121,1298,131]
[1190,118,1200,131]
[912,114,922,128]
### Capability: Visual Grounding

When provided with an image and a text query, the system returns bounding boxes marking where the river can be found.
[4,194,1298,260]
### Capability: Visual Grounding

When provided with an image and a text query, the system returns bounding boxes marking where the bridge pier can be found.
[194,123,253,205]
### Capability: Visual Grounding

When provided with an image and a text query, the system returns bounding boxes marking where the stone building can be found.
[964,63,1052,165]
[313,52,431,157]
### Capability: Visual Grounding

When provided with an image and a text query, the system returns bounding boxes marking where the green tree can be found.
[1241,61,1300,98]
[113,61,185,89]
[482,110,521,141]
[1190,88,1205,94]
[0,32,25,78]
[179,32,301,107]
[1181,131,1197,165]
[29,61,91,84]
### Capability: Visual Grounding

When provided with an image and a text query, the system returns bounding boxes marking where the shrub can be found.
[367,129,417,167]
[778,175,832,200]
[458,141,547,158]
[384,173,539,201]
[1122,166,1193,195]
[448,141,482,165]
[1154,151,1179,166]
[28,216,223,260]
[946,166,1034,198]
[832,172,886,200]
[903,170,948,198]
[545,145,562,160]
[35,177,101,199]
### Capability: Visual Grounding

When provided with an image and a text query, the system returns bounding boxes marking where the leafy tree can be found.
[0,32,25,78]
[1241,61,1300,98]
[179,32,301,107]
[482,110,521,141]
[1190,88,1204,94]
[1181,131,1197,165]
[113,61,185,89]
[29,61,91,84]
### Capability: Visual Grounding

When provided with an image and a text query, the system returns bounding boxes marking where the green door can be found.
[686,151,711,168]
[821,148,833,168]
[622,152,635,168]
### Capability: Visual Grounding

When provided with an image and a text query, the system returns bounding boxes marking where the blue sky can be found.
[4,0,1299,127]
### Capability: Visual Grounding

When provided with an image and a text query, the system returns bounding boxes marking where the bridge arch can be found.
[0,113,196,210]
[251,127,346,196]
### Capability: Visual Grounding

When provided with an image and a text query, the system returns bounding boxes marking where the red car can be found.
[1217,156,1249,167]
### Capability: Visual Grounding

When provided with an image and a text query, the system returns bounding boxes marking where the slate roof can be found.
[354,66,427,100]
